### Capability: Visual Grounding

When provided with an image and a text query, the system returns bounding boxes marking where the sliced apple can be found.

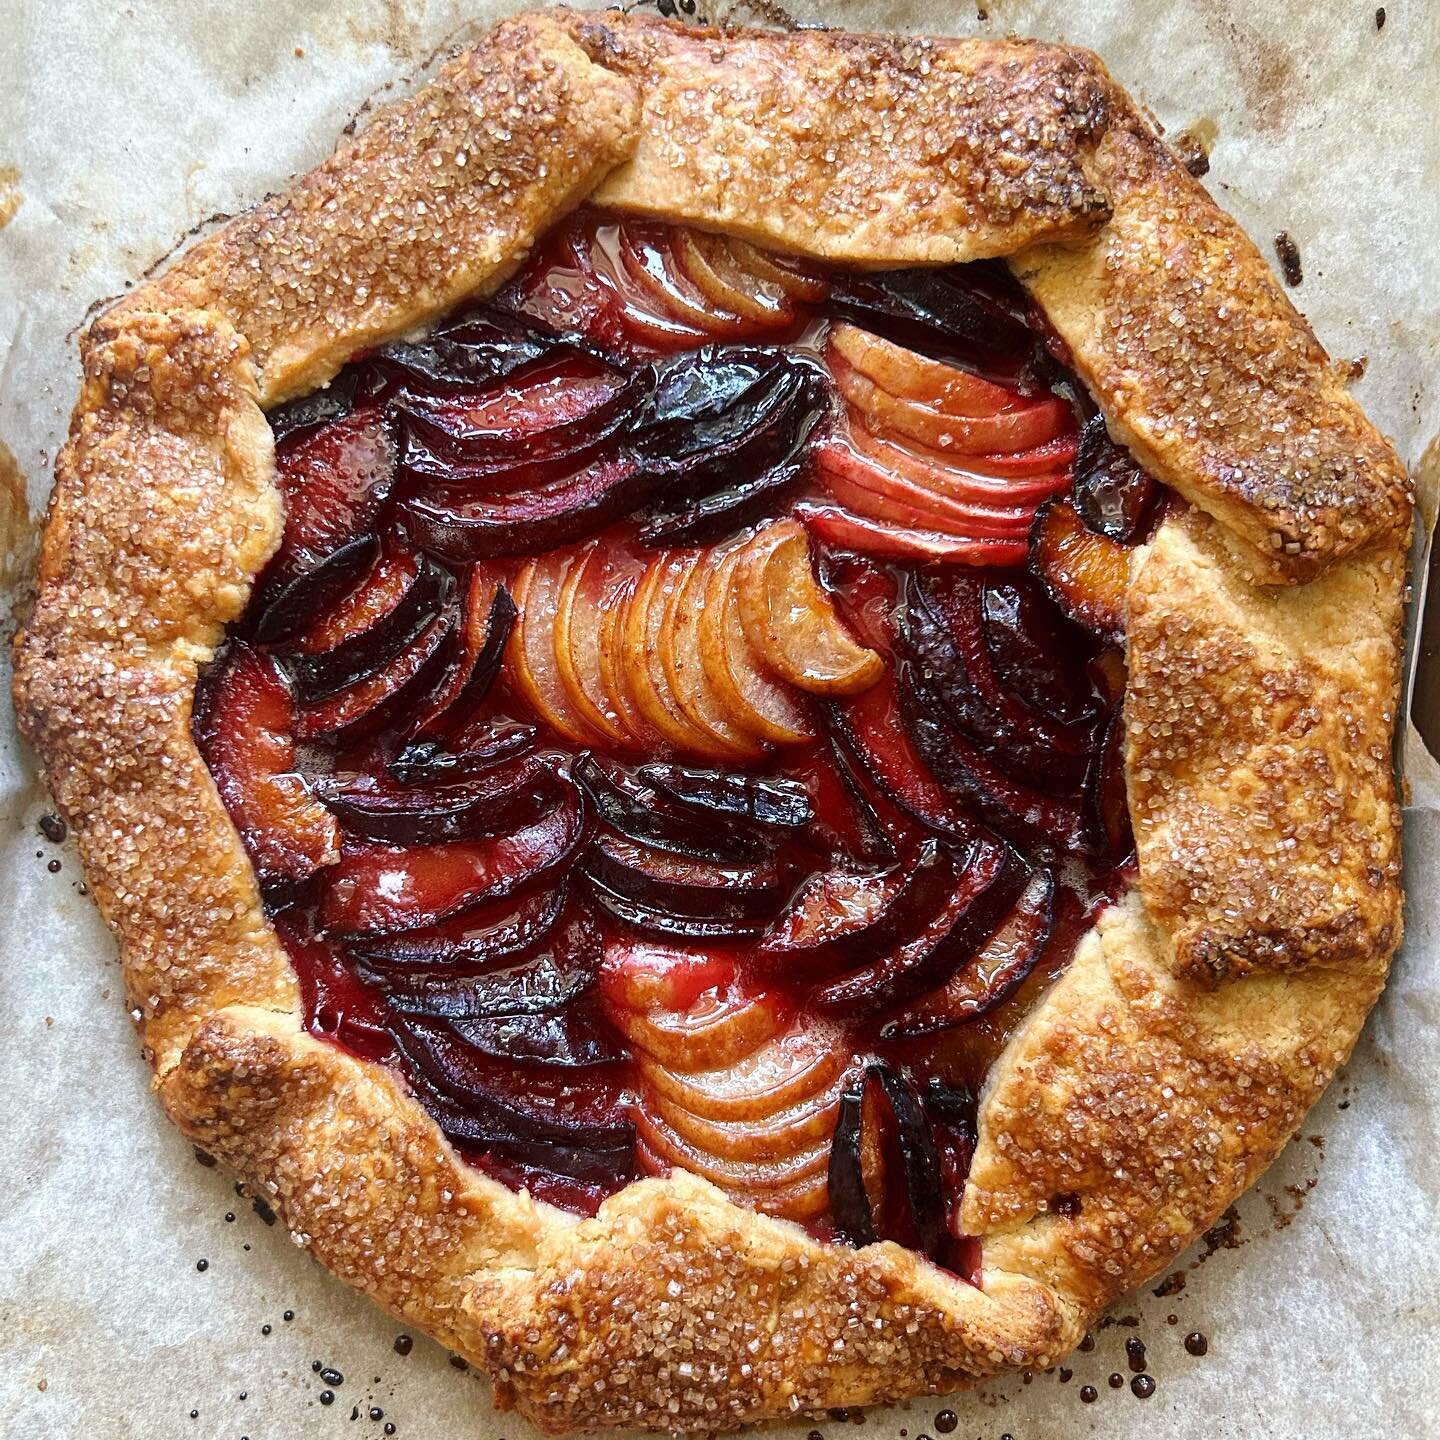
[736,521,885,697]
[699,545,814,746]
[726,238,831,303]
[660,547,766,759]
[552,538,636,750]
[624,552,739,758]
[505,552,597,746]
[828,323,1016,417]
[616,221,751,337]
[671,230,795,326]
[850,421,1079,481]
[834,356,1071,456]
[797,501,1031,567]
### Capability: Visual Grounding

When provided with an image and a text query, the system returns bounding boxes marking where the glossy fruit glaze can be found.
[196,210,1162,1270]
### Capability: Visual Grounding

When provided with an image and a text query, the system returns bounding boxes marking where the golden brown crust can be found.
[117,13,641,406]
[565,12,1113,263]
[10,9,1410,1433]
[1125,511,1406,986]
[1009,90,1413,583]
[11,308,298,1074]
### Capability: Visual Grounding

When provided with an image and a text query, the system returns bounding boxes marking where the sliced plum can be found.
[637,764,815,830]
[760,859,916,975]
[812,840,1026,1013]
[385,718,536,785]
[401,452,653,562]
[827,672,983,844]
[772,741,893,861]
[880,868,1056,1038]
[316,753,567,844]
[580,830,792,930]
[1072,414,1158,543]
[251,534,378,647]
[266,370,360,444]
[292,557,452,702]
[378,953,596,1021]
[345,883,567,974]
[319,778,584,935]
[902,571,1093,787]
[1085,706,1133,865]
[196,642,340,887]
[828,1063,943,1255]
[1029,498,1131,642]
[441,1007,624,1068]
[573,754,770,866]
[903,677,1091,854]
[289,540,418,658]
[980,577,1098,727]
[372,308,557,390]
[266,407,396,583]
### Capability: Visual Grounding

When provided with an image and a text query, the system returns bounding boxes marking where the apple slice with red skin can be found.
[344,882,568,975]
[266,406,395,582]
[797,502,1031,567]
[616,221,753,338]
[319,778,584,935]
[316,752,568,844]
[833,355,1071,456]
[820,431,1071,517]
[294,608,455,741]
[1029,498,1132,642]
[879,869,1056,1038]
[661,547,767,759]
[815,445,1036,542]
[726,238,831,304]
[850,421,1078,481]
[198,643,340,887]
[827,323,1017,417]
[903,677,1092,854]
[700,546,814,746]
[737,522,885,696]
[812,839,1026,1013]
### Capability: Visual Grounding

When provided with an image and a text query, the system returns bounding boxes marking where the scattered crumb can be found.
[1273,231,1303,286]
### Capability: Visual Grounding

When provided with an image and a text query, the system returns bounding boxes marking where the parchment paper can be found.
[2,2,1438,1437]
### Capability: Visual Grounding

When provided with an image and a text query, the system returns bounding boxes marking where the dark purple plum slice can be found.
[980,577,1098,728]
[251,535,378,647]
[1072,414,1158,544]
[292,557,453,701]
[636,764,815,830]
[385,718,537,785]
[345,883,568,974]
[813,840,1027,1014]
[1085,706,1133,865]
[581,875,769,941]
[319,779,584,935]
[574,755,772,866]
[879,869,1056,1038]
[442,1008,624,1068]
[317,753,566,844]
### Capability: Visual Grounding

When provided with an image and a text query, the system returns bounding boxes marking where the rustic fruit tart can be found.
[15,10,1410,1433]
[198,211,1148,1246]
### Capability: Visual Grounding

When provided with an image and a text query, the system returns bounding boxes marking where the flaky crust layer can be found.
[12,10,1409,1433]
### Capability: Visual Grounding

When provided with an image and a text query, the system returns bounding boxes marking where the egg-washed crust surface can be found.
[10,9,1408,1434]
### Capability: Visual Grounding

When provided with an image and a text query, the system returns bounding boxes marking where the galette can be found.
[13,9,1411,1433]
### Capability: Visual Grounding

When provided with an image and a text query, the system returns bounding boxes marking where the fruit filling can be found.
[197,209,1161,1259]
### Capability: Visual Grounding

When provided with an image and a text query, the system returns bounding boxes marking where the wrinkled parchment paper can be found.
[2,2,1438,1436]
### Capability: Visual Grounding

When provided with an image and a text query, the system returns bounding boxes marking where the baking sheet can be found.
[2,1,1438,1436]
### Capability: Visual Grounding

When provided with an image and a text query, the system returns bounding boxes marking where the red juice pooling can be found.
[196,207,1153,1268]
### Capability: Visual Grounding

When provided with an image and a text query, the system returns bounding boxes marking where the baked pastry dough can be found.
[12,10,1409,1432]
